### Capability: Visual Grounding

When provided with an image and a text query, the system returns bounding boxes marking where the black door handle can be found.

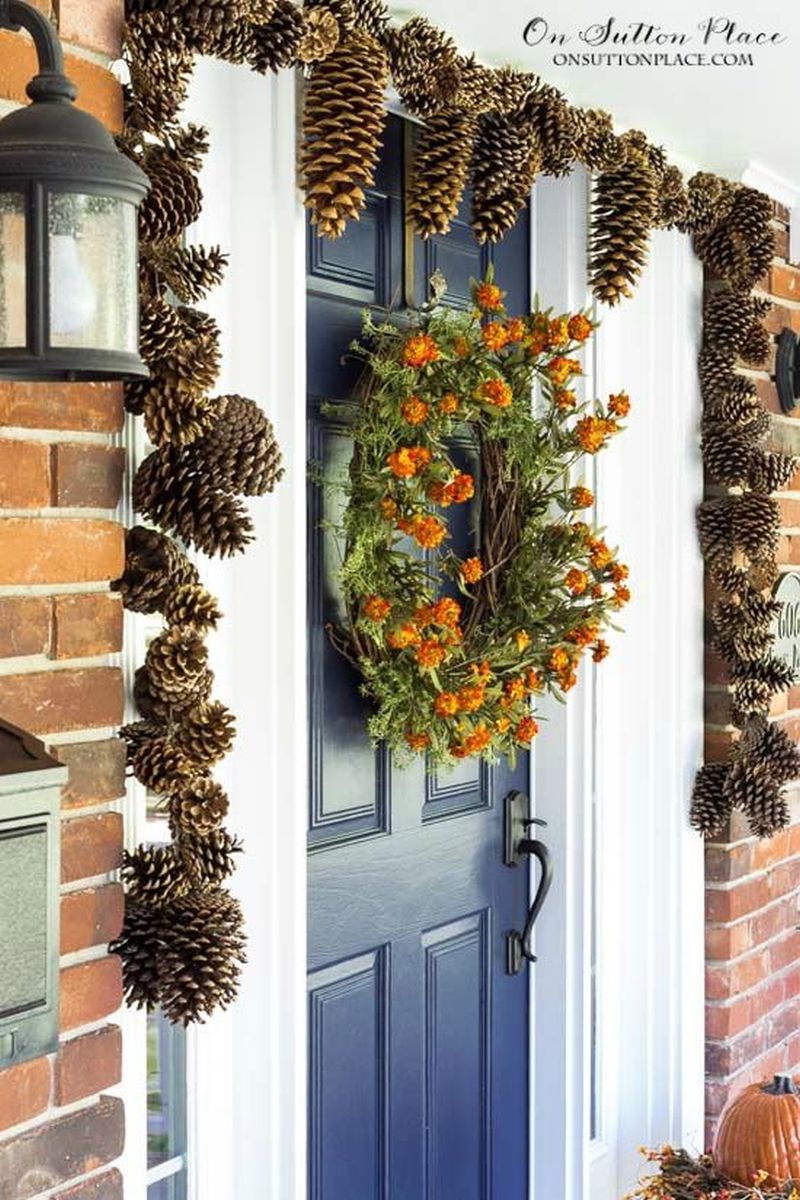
[503,791,554,976]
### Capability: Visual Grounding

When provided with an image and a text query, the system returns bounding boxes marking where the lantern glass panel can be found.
[48,192,137,353]
[0,825,47,1016]
[0,193,26,350]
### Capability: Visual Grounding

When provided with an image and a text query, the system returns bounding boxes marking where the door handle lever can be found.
[503,791,554,976]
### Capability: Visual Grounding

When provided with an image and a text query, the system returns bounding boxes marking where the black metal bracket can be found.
[503,791,554,975]
[0,0,75,104]
[776,327,800,414]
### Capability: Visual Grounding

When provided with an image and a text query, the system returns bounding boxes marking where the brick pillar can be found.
[704,202,800,1149]
[0,4,128,1195]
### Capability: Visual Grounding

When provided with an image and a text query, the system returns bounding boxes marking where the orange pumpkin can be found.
[714,1073,800,1187]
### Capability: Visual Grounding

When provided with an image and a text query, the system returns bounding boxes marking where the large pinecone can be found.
[527,87,579,177]
[689,763,731,836]
[725,756,788,838]
[146,626,210,699]
[142,376,217,448]
[174,701,237,766]
[695,186,775,289]
[470,113,540,244]
[408,112,476,240]
[147,244,228,305]
[702,424,752,487]
[300,32,389,239]
[170,777,230,836]
[129,0,252,58]
[179,828,243,888]
[750,721,800,785]
[188,395,284,496]
[297,7,339,63]
[748,451,799,495]
[138,149,202,245]
[154,888,247,1025]
[131,735,195,795]
[120,719,163,762]
[110,897,164,1010]
[112,525,199,615]
[386,18,461,119]
[135,663,215,721]
[731,493,780,560]
[139,306,221,394]
[696,498,735,566]
[163,583,223,633]
[733,655,796,696]
[123,12,193,135]
[682,171,735,234]
[704,289,758,357]
[589,137,658,305]
[121,843,190,905]
[248,0,305,71]
[654,165,689,230]
[133,444,255,557]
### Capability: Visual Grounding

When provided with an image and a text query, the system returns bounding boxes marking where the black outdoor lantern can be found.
[776,327,800,414]
[0,0,150,380]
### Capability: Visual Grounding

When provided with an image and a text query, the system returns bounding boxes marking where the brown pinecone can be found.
[654,165,689,230]
[121,843,190,905]
[749,558,780,591]
[731,493,780,560]
[713,564,750,595]
[131,735,195,794]
[247,0,278,21]
[351,0,388,38]
[174,701,236,766]
[135,664,215,721]
[146,626,209,700]
[142,375,217,448]
[715,382,761,427]
[133,444,255,557]
[386,18,461,119]
[714,626,773,665]
[149,244,229,305]
[527,87,578,177]
[698,345,737,400]
[123,13,193,135]
[170,777,230,836]
[695,187,775,290]
[589,137,658,305]
[302,0,354,34]
[702,424,752,487]
[139,295,185,363]
[470,113,540,244]
[751,721,800,785]
[129,0,252,58]
[704,289,757,356]
[731,674,773,720]
[161,124,211,172]
[120,719,163,763]
[297,7,339,63]
[748,451,799,495]
[163,583,223,633]
[689,763,731,836]
[574,108,623,172]
[300,32,389,239]
[111,897,165,1010]
[179,828,243,888]
[112,525,199,615]
[155,888,247,1025]
[138,150,202,245]
[408,112,477,240]
[725,756,788,838]
[248,0,305,71]
[740,321,771,368]
[696,498,735,565]
[190,394,285,496]
[681,171,735,234]
[733,655,796,696]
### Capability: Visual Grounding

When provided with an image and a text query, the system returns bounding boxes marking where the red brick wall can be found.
[704,201,800,1148]
[0,3,127,1194]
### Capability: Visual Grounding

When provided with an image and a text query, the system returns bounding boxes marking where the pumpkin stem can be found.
[764,1073,798,1095]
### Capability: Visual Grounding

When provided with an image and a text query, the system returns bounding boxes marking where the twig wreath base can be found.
[629,1146,800,1200]
[329,271,631,767]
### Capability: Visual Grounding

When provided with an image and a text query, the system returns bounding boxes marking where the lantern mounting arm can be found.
[0,0,76,104]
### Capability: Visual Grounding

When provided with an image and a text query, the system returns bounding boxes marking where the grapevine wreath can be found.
[328,271,631,765]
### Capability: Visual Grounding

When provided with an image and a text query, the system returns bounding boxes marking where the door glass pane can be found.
[0,193,26,348]
[147,1008,187,1171]
[148,1175,186,1200]
[48,192,137,352]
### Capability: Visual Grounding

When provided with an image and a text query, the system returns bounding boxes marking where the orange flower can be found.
[505,677,526,703]
[446,473,475,504]
[547,317,570,348]
[403,332,440,368]
[380,496,398,521]
[363,595,391,622]
[453,336,471,359]
[475,281,504,311]
[515,630,531,651]
[439,392,460,414]
[428,481,452,508]
[558,669,578,692]
[387,622,420,649]
[516,716,540,744]
[526,330,548,356]
[567,623,599,647]
[397,516,415,534]
[405,731,430,751]
[432,597,462,628]
[463,724,492,754]
[612,584,631,609]
[471,660,491,679]
[554,388,577,411]
[482,321,510,351]
[457,683,485,712]
[417,639,447,669]
[479,378,513,408]
[570,485,594,509]
[412,515,447,549]
[610,562,629,584]
[435,691,460,717]
[506,317,526,343]
[608,391,630,418]
[461,556,484,584]
[567,313,593,342]
[410,446,432,469]
[592,639,610,663]
[451,743,468,759]
[591,583,604,599]
[401,395,429,425]
[412,604,435,627]
[548,356,581,386]
[549,647,570,672]
[526,669,542,692]
[590,539,613,569]
[495,716,511,734]
[565,567,589,596]
[576,416,610,454]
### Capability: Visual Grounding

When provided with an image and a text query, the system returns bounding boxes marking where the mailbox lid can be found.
[0,718,67,795]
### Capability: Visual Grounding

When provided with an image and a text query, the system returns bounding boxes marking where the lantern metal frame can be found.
[0,0,150,380]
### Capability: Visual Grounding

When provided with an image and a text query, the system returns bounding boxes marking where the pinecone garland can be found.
[386,18,461,119]
[131,736,195,794]
[695,187,775,290]
[589,139,658,305]
[121,844,190,905]
[682,171,735,234]
[300,32,389,238]
[123,12,192,135]
[730,493,780,560]
[248,0,305,72]
[142,377,217,448]
[702,424,752,486]
[752,721,800,785]
[179,828,243,887]
[470,113,540,244]
[527,87,579,177]
[654,165,689,229]
[303,0,354,35]
[297,7,339,63]
[408,112,477,239]
[748,451,799,495]
[733,655,796,696]
[715,381,761,426]
[119,719,163,763]
[145,626,209,698]
[740,321,771,368]
[574,109,623,172]
[154,889,247,1025]
[696,498,735,565]
[704,290,757,356]
[112,525,199,615]
[170,778,230,836]
[150,245,229,305]
[163,583,223,633]
[689,763,731,835]
[174,701,237,766]
[725,756,788,837]
[138,151,202,245]
[111,898,165,1010]
[189,395,285,496]
[134,664,215,721]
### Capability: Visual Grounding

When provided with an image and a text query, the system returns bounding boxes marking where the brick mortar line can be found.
[0,507,121,519]
[60,943,116,971]
[0,428,116,446]
[706,861,800,891]
[706,1029,800,1090]
[58,800,124,821]
[0,582,114,599]
[47,726,121,745]
[0,650,119,674]
[58,1016,119,1045]
[0,1094,97,1148]
[706,923,800,976]
[60,870,121,897]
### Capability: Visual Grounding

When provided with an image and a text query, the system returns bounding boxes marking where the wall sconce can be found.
[0,719,66,1068]
[0,0,150,380]
[776,328,800,414]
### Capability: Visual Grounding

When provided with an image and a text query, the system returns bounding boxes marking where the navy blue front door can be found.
[307,116,532,1200]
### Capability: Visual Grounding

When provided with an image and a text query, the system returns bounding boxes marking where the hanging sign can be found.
[772,571,800,675]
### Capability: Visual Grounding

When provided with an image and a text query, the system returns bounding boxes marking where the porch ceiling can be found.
[391,0,799,185]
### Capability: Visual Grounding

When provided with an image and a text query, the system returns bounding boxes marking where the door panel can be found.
[308,114,532,1200]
